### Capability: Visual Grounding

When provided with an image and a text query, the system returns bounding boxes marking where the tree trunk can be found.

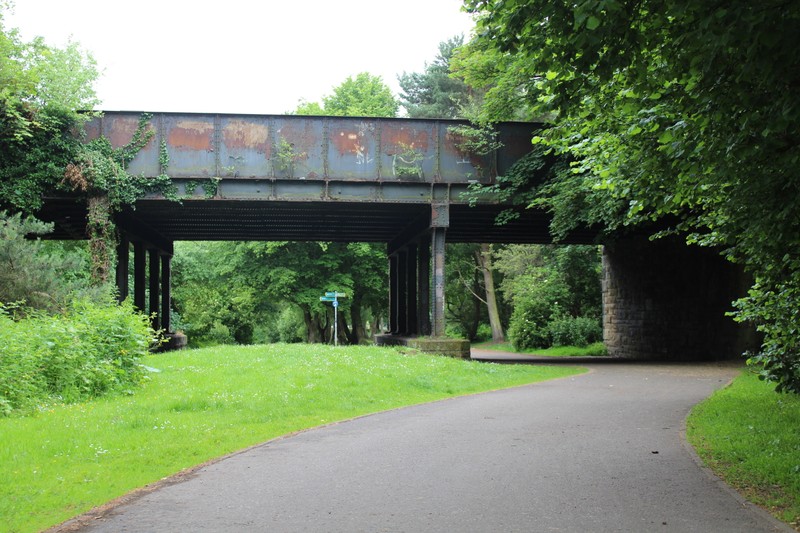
[350,297,366,344]
[338,311,353,345]
[370,309,382,337]
[302,306,322,343]
[477,243,505,342]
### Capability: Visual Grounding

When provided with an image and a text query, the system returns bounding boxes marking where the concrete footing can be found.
[159,332,188,352]
[375,335,471,359]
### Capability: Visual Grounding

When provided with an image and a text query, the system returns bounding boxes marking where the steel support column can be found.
[417,234,431,336]
[389,253,399,334]
[431,227,447,337]
[160,254,172,333]
[115,233,129,303]
[133,241,146,312]
[405,243,418,335]
[396,249,408,334]
[148,248,160,331]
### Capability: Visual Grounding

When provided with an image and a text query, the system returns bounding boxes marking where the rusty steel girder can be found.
[85,112,539,185]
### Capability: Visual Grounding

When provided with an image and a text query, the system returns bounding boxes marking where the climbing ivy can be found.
[61,113,179,283]
[183,178,220,199]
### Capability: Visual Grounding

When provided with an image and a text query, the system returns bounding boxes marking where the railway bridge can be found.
[38,112,754,359]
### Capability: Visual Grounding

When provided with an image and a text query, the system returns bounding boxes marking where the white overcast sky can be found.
[5,0,475,115]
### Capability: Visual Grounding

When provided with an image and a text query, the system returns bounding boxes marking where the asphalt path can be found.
[60,357,793,533]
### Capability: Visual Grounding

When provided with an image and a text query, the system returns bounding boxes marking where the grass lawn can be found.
[687,371,800,529]
[472,340,608,357]
[0,343,586,533]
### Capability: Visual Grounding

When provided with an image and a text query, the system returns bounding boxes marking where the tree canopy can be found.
[464,0,800,391]
[294,72,399,117]
[0,7,99,212]
[397,36,470,119]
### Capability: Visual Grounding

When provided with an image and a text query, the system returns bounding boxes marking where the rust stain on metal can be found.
[381,125,429,154]
[108,116,153,148]
[331,128,364,155]
[168,120,214,150]
[277,121,315,161]
[223,120,270,155]
[444,129,484,168]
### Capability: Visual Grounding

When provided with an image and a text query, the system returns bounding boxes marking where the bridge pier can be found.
[115,226,184,349]
[602,237,758,360]
[379,205,469,357]
[387,206,448,338]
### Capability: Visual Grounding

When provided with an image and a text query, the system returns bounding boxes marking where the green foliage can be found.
[496,245,601,350]
[398,36,470,119]
[445,243,491,341]
[256,306,305,344]
[295,72,399,118]
[0,9,98,143]
[474,340,607,357]
[464,0,800,391]
[171,241,387,346]
[171,242,259,347]
[506,276,569,350]
[450,34,541,122]
[0,105,84,213]
[0,297,155,415]
[0,211,97,312]
[293,99,326,116]
[64,114,177,208]
[547,315,602,348]
[0,8,98,212]
[734,282,800,394]
[273,137,304,178]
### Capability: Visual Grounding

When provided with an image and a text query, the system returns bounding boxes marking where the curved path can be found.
[64,360,792,533]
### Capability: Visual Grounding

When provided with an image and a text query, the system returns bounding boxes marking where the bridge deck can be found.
[40,112,596,246]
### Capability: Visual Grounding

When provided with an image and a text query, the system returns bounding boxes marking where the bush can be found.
[547,315,602,347]
[0,299,156,415]
[507,277,569,350]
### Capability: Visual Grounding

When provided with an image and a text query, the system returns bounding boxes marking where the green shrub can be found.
[474,323,493,343]
[547,315,602,347]
[0,298,155,415]
[507,278,569,350]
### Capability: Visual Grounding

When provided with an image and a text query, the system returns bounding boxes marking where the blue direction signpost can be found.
[319,291,347,346]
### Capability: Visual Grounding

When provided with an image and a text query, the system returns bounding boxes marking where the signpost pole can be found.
[321,292,346,347]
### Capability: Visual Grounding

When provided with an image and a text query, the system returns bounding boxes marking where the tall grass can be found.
[687,371,800,528]
[0,344,585,533]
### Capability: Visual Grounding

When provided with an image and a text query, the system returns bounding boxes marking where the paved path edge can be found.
[678,374,797,532]
[45,365,592,533]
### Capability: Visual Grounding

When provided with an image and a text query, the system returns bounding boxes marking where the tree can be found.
[0,7,99,212]
[171,242,262,346]
[476,243,505,342]
[464,1,800,392]
[494,244,601,350]
[0,211,96,313]
[397,36,470,119]
[445,243,488,340]
[295,72,399,118]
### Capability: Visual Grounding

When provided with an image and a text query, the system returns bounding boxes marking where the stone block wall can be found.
[603,237,758,360]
